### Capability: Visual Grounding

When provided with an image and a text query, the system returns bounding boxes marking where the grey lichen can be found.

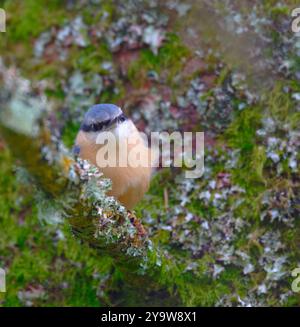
[0,64,181,306]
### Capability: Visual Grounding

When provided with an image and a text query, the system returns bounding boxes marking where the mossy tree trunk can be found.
[0,73,182,307]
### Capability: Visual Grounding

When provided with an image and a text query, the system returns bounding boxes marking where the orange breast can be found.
[75,129,152,209]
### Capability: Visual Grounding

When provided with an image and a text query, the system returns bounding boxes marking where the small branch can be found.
[0,66,182,306]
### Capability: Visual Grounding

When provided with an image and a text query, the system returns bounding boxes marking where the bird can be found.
[74,104,153,210]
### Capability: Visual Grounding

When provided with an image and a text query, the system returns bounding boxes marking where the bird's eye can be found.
[90,123,97,131]
[119,115,126,123]
[96,123,102,130]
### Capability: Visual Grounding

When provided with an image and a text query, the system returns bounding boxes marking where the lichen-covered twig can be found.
[0,65,181,306]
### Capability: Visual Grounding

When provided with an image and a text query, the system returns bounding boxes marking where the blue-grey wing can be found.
[72,145,81,156]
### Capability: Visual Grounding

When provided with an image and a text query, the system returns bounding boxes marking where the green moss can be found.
[1,0,299,307]
[0,148,113,307]
[216,67,231,86]
[3,0,67,42]
[225,107,267,192]
[0,1,72,81]
[99,79,125,104]
[128,33,190,87]
[269,6,290,18]
[226,107,262,154]
[61,121,80,149]
[263,0,297,13]
[72,43,112,74]
[135,168,176,216]
[267,84,299,126]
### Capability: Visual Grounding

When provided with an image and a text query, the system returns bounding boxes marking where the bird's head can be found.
[74,103,137,156]
[80,104,127,135]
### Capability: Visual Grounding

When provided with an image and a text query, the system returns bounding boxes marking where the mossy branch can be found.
[0,67,182,306]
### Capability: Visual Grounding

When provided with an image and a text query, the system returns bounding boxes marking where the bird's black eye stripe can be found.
[81,122,104,132]
[102,120,111,128]
[81,114,127,132]
[81,123,90,132]
[87,120,109,132]
[93,123,100,131]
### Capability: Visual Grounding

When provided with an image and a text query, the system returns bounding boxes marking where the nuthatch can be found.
[74,104,152,210]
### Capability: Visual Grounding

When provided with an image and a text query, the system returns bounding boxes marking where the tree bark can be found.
[0,69,182,306]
